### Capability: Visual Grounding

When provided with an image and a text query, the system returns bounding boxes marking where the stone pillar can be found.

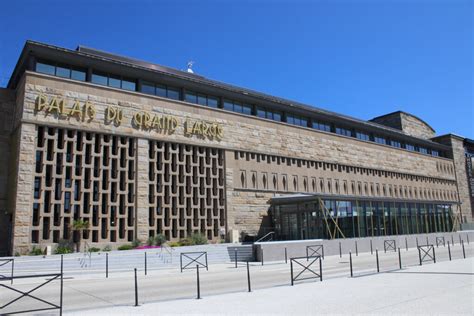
[11,123,36,255]
[135,138,149,242]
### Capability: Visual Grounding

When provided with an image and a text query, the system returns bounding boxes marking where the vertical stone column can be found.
[11,123,36,254]
[450,137,473,223]
[135,138,149,242]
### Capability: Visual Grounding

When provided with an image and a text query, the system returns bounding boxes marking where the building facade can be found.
[0,41,472,255]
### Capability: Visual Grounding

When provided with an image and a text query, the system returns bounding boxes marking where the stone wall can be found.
[371,111,435,140]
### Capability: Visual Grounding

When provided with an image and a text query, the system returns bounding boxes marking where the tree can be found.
[72,219,89,252]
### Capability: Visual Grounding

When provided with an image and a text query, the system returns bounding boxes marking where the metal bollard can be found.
[339,242,342,258]
[398,248,402,269]
[285,248,288,264]
[134,268,138,306]
[459,235,462,245]
[11,259,14,285]
[418,247,422,266]
[451,235,454,245]
[196,265,201,299]
[106,253,109,278]
[247,261,251,292]
[349,251,353,277]
[145,252,147,276]
[416,237,419,247]
[319,257,323,282]
[448,242,451,261]
[467,234,470,245]
[426,236,429,246]
[290,260,294,286]
[261,248,264,266]
[405,238,408,251]
[355,241,358,256]
[60,255,64,315]
[433,247,436,263]
[235,248,238,268]
[370,240,373,255]
[376,249,379,272]
[462,241,466,259]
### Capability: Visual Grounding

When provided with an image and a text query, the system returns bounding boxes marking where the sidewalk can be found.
[67,257,474,315]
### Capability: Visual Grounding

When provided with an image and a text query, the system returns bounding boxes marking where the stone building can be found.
[0,41,472,255]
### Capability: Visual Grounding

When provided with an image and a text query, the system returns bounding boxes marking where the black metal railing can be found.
[180,252,208,272]
[255,232,275,243]
[290,255,322,286]
[418,244,436,265]
[0,259,14,284]
[384,240,396,253]
[306,245,324,260]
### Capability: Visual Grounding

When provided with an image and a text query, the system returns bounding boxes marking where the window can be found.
[418,147,428,154]
[223,99,252,114]
[390,140,401,148]
[36,61,55,75]
[185,90,220,108]
[140,82,181,100]
[91,72,108,86]
[312,121,331,132]
[356,131,370,141]
[405,143,415,151]
[256,107,282,121]
[431,150,439,157]
[374,136,386,144]
[36,60,86,82]
[336,127,352,137]
[286,114,308,127]
[185,91,197,103]
[91,71,136,91]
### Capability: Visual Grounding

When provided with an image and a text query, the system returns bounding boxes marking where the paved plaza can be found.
[0,242,472,315]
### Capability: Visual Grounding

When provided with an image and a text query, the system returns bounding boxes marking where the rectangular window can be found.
[71,68,86,81]
[356,131,370,140]
[197,94,207,106]
[108,75,121,88]
[287,114,307,127]
[91,72,108,86]
[431,150,439,157]
[142,82,156,95]
[406,144,415,151]
[36,61,55,75]
[313,121,331,132]
[418,147,428,154]
[374,136,386,144]
[167,87,180,100]
[336,127,352,137]
[155,84,167,97]
[223,99,252,114]
[207,97,219,108]
[121,78,136,91]
[55,65,71,78]
[185,92,197,104]
[390,140,401,148]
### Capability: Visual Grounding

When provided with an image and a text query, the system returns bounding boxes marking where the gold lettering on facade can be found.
[184,119,223,140]
[105,106,124,125]
[133,111,178,134]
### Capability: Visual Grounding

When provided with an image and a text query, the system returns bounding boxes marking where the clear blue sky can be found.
[1,0,472,137]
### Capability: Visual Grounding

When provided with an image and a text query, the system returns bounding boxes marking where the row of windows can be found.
[34,60,445,157]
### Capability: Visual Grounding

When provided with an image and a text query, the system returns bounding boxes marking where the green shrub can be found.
[117,244,134,251]
[178,238,193,246]
[14,252,21,257]
[190,233,208,245]
[131,239,141,248]
[102,245,112,252]
[29,246,43,256]
[55,239,74,254]
[146,236,155,246]
[154,234,167,246]
[89,247,101,252]
[167,241,181,247]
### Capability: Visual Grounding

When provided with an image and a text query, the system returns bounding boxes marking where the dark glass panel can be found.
[36,62,55,75]
[141,82,155,95]
[91,72,108,86]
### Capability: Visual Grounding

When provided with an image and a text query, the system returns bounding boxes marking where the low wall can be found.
[254,231,474,262]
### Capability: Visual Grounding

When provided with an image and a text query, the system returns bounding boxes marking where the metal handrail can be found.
[255,231,275,243]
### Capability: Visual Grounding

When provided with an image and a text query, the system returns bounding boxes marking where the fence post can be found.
[235,248,238,268]
[370,240,373,255]
[106,253,109,278]
[196,265,201,299]
[247,261,251,292]
[60,255,64,316]
[355,241,358,256]
[426,236,429,246]
[285,248,288,264]
[433,247,436,264]
[290,259,294,286]
[405,237,408,251]
[418,247,422,266]
[448,241,451,261]
[398,248,402,269]
[462,241,466,259]
[261,248,264,266]
[376,249,379,273]
[319,257,323,282]
[416,237,419,247]
[145,252,147,276]
[134,268,138,306]
[11,259,14,285]
[349,251,353,277]
[339,242,342,258]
